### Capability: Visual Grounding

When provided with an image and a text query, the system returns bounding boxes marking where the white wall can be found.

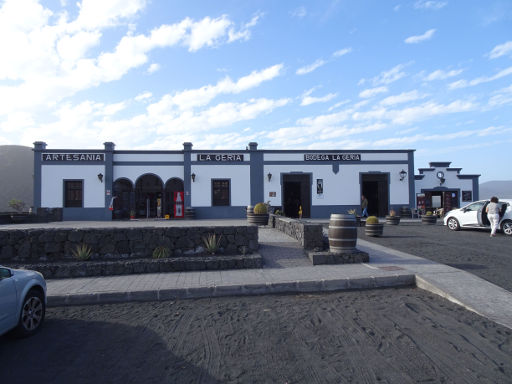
[191,165,250,207]
[114,154,183,162]
[415,167,475,205]
[264,164,410,206]
[41,165,105,207]
[114,166,184,185]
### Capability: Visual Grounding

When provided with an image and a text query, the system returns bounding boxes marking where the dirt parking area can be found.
[358,222,512,292]
[1,288,511,384]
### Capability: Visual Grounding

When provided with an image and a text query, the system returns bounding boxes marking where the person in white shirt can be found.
[486,196,500,237]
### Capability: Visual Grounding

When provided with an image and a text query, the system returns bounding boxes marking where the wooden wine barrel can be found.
[328,214,357,253]
[184,207,195,220]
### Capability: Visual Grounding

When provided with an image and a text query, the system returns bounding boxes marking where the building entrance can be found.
[164,178,184,218]
[135,174,163,218]
[112,178,133,219]
[361,174,389,217]
[282,174,311,218]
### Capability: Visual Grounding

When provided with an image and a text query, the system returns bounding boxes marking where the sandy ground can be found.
[1,288,511,384]
[358,223,512,292]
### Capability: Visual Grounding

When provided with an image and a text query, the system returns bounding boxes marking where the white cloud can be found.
[488,84,512,107]
[424,69,464,81]
[448,66,512,89]
[414,1,447,10]
[333,47,352,57]
[0,5,259,116]
[380,90,423,106]
[296,59,326,75]
[167,64,284,110]
[353,100,476,125]
[328,99,351,111]
[228,12,263,43]
[359,63,409,86]
[147,63,160,74]
[135,91,152,101]
[404,28,436,44]
[359,86,388,98]
[301,92,337,106]
[290,6,307,19]
[488,41,512,59]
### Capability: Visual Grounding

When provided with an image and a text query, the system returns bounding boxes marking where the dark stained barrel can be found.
[184,207,195,219]
[328,214,357,253]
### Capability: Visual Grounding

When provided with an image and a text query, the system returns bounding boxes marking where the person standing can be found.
[486,196,500,237]
[361,195,368,217]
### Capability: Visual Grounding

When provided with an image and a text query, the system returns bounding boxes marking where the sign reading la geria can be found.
[304,153,361,161]
[197,154,245,162]
[42,153,105,162]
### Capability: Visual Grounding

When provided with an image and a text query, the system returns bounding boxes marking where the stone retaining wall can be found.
[0,226,258,262]
[269,215,324,250]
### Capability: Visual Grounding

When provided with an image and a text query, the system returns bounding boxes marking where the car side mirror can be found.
[0,267,12,279]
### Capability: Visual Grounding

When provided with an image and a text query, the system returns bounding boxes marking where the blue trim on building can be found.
[113,161,184,166]
[104,142,114,221]
[429,162,451,167]
[183,142,192,208]
[33,141,46,209]
[473,178,479,201]
[63,208,107,221]
[408,151,415,209]
[249,142,263,205]
[194,206,246,219]
[264,160,409,165]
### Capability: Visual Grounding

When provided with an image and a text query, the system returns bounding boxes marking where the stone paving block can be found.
[297,280,323,292]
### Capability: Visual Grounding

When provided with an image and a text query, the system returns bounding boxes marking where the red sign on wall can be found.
[174,191,184,218]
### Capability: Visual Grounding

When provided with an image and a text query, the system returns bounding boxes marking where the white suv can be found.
[443,199,512,236]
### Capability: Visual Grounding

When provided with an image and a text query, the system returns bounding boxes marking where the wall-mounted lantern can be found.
[97,173,103,183]
[191,173,196,182]
[399,169,407,181]
[267,172,272,182]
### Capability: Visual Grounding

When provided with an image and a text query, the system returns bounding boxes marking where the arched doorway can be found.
[135,174,163,218]
[112,178,133,219]
[164,178,184,218]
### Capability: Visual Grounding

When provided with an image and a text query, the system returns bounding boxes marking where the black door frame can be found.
[281,173,312,218]
[360,172,390,217]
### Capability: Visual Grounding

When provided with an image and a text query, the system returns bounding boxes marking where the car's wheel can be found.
[14,288,45,337]
[447,217,460,231]
[501,220,512,236]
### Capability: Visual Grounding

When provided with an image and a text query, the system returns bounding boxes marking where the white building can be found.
[32,142,478,220]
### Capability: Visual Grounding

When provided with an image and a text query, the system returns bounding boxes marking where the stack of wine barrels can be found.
[328,214,357,253]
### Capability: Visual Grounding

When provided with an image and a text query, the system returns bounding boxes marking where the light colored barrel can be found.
[328,214,357,253]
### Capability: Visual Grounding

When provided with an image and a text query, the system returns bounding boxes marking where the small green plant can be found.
[347,209,357,215]
[72,243,92,260]
[274,209,282,216]
[8,199,27,213]
[253,203,268,214]
[389,209,397,216]
[366,216,379,224]
[426,211,433,216]
[152,245,170,259]
[202,233,223,255]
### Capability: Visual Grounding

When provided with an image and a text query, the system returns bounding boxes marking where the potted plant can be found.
[422,210,437,225]
[385,209,401,225]
[365,216,384,237]
[247,202,269,225]
[347,208,361,226]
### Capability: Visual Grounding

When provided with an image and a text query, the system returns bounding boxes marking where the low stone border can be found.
[9,254,263,279]
[269,215,324,250]
[307,249,369,265]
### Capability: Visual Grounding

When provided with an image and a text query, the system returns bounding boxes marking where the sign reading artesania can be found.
[304,153,361,161]
[42,153,105,162]
[197,154,245,162]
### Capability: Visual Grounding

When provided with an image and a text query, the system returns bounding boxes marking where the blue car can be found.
[0,265,47,337]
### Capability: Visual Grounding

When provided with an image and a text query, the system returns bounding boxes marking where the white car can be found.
[0,266,47,337]
[443,199,512,236]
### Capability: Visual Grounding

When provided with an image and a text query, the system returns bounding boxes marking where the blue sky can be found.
[1,0,511,182]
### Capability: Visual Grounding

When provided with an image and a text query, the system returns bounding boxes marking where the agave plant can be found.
[202,233,223,255]
[72,243,92,261]
[152,245,171,259]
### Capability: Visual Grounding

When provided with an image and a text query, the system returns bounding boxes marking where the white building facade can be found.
[32,142,477,221]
